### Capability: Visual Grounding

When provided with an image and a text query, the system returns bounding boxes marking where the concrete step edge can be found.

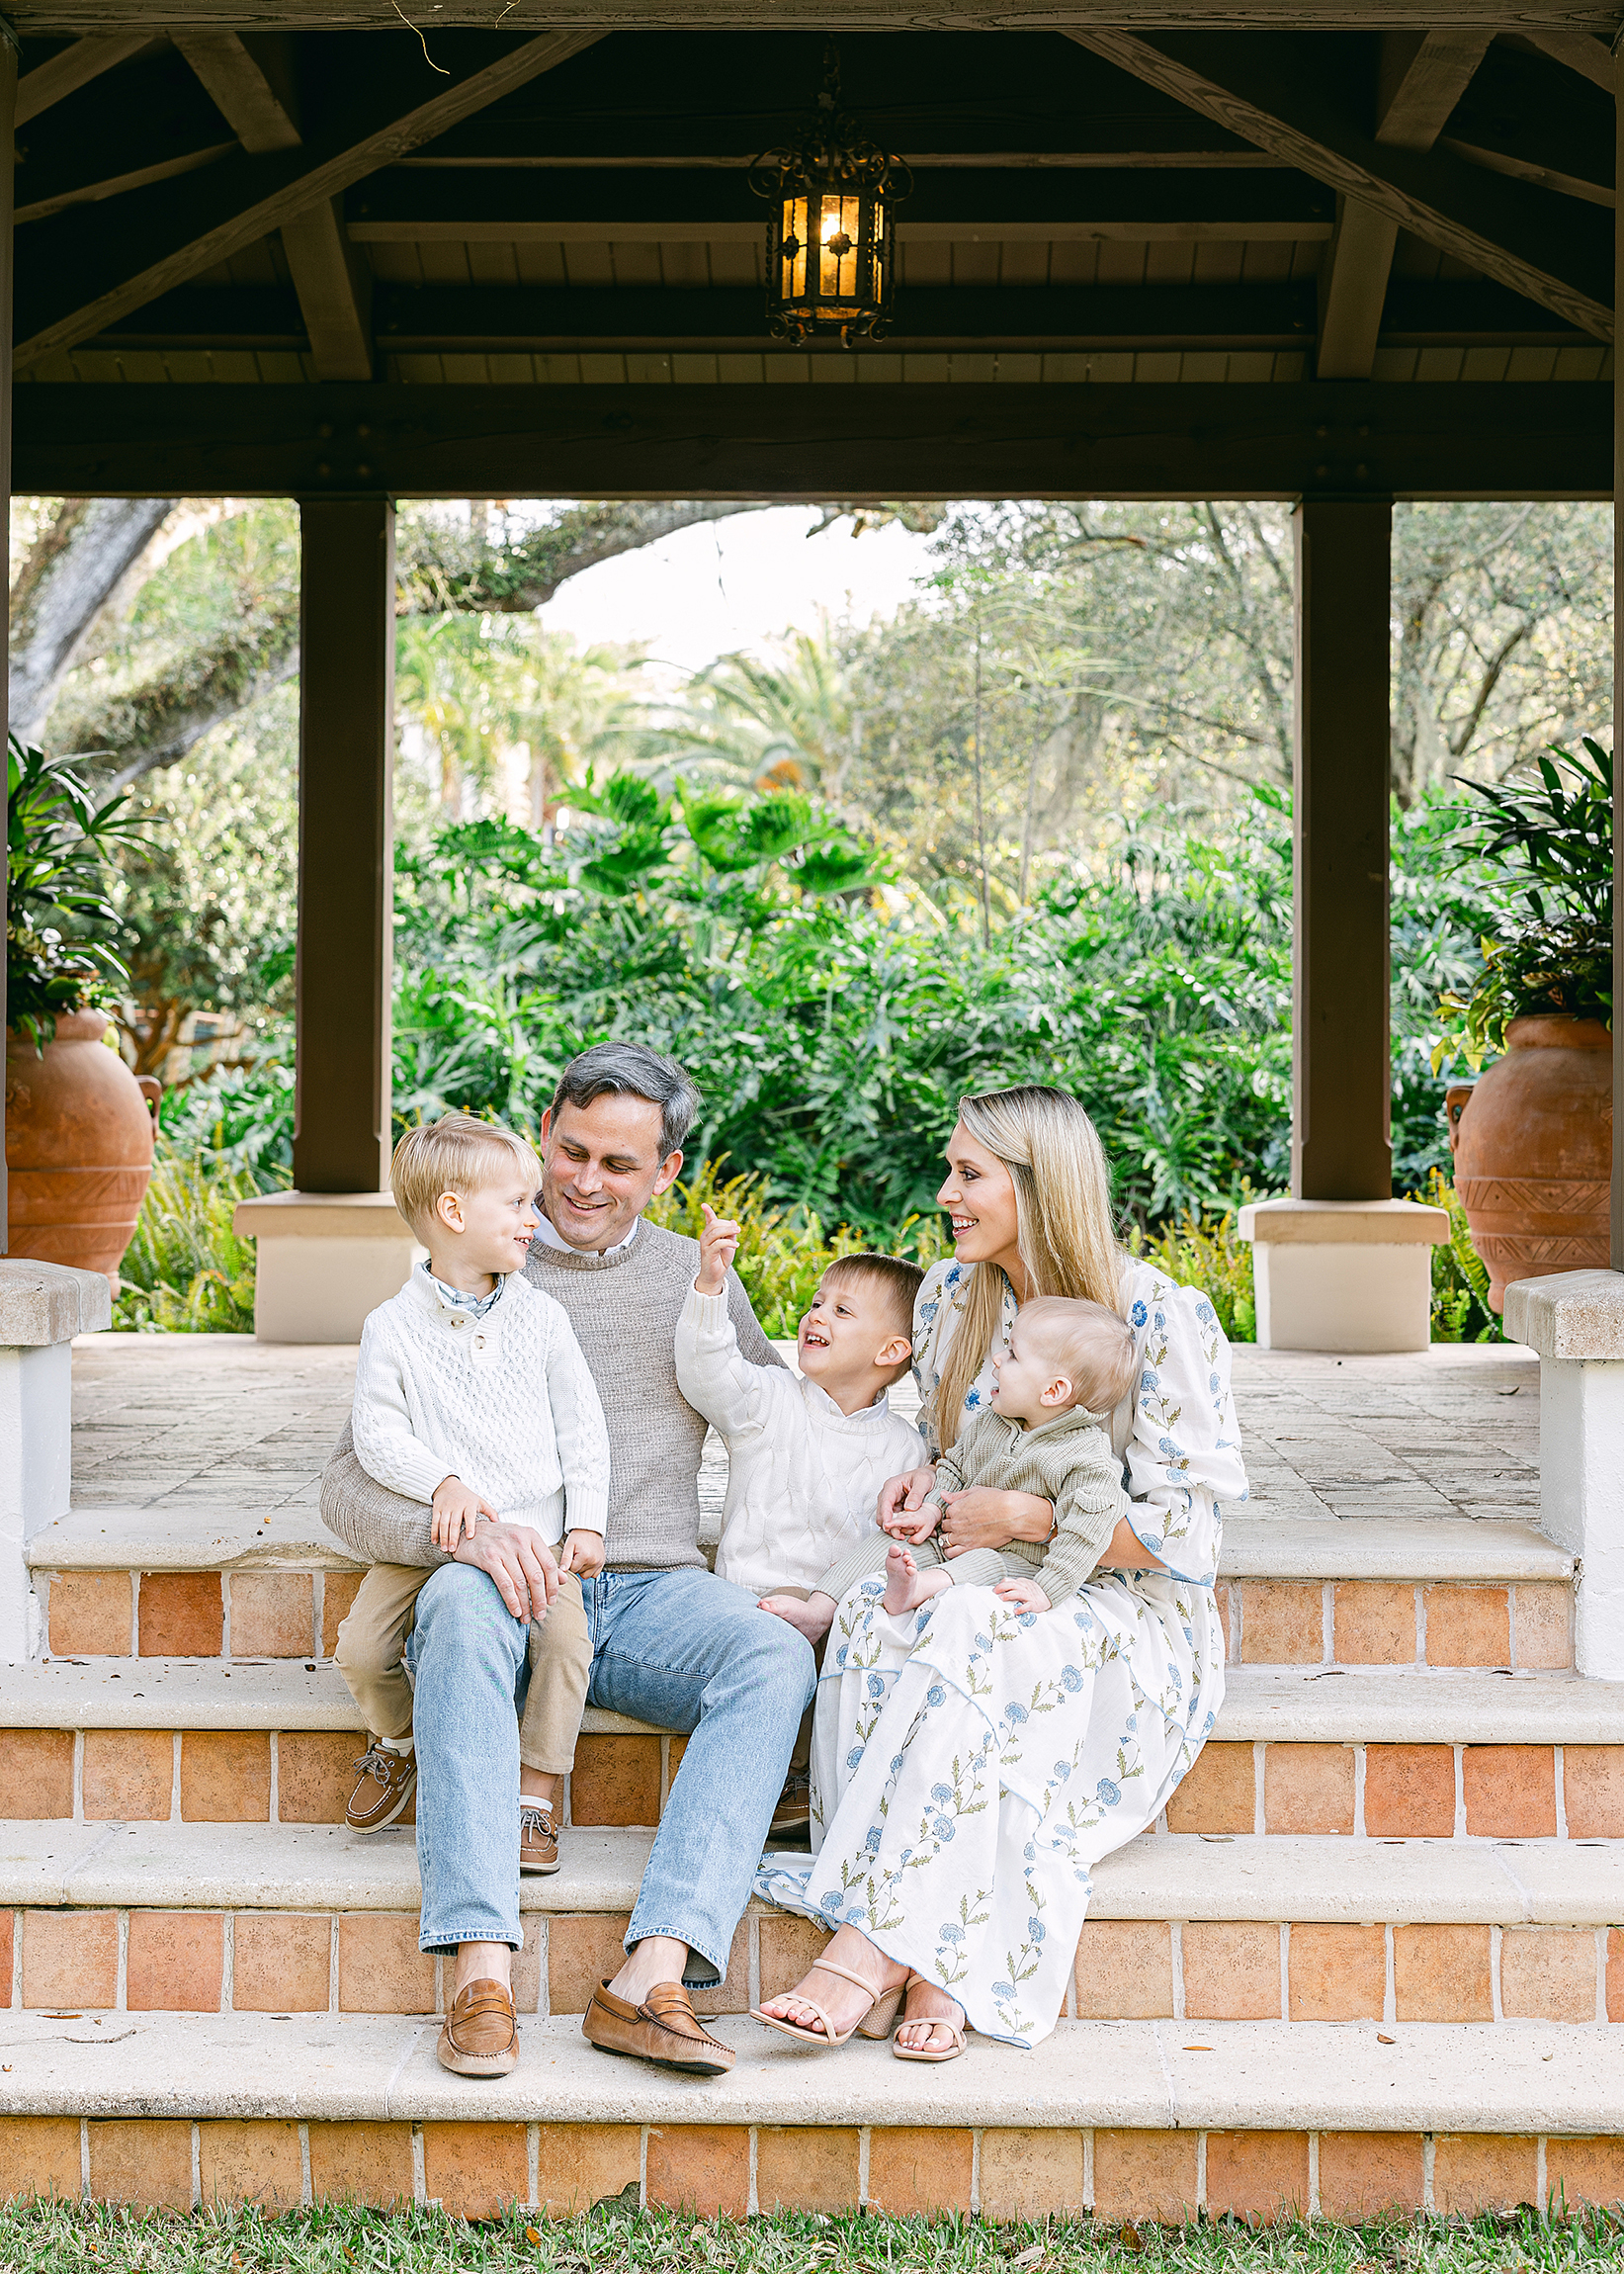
[36,1509,1572,1584]
[3,1663,1617,1743]
[0,2011,1614,2134]
[2,1823,1622,1926]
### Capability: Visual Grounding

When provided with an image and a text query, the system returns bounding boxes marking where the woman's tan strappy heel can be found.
[892,1973,967,2062]
[752,1960,906,2050]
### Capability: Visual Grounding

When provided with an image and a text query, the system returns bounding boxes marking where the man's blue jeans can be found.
[405,1561,815,1977]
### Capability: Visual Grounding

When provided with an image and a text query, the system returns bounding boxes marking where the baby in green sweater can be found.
[879,1294,1141,1618]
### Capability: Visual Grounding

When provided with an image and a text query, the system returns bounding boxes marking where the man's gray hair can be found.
[551,1042,703,1163]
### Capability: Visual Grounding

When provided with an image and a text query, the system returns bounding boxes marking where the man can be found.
[319,1042,814,2079]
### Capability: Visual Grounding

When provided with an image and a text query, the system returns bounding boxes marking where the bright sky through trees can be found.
[542,503,939,680]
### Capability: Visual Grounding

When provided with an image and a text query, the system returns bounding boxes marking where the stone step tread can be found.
[2,1661,1615,1742]
[0,2010,1613,2134]
[30,1506,1572,1583]
[2,1822,1621,1926]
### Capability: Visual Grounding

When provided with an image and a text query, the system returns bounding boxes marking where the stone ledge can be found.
[0,1259,111,1348]
[0,2010,1619,2133]
[1239,1199,1449,1248]
[3,1658,1620,1744]
[232,1192,413,1241]
[2,1820,1619,1928]
[1504,1268,1624,1360]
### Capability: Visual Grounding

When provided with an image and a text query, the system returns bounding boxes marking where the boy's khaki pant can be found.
[334,1561,592,1775]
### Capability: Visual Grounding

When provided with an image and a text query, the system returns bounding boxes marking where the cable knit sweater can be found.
[321,1219,784,1571]
[674,1286,925,1599]
[351,1269,609,1545]
[820,1398,1128,1609]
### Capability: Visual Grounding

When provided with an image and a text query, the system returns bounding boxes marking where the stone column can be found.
[1505,1270,1624,1680]
[1240,499,1445,1350]
[238,499,403,1341]
[0,1259,110,1660]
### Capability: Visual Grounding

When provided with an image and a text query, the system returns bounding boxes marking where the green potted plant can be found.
[6,736,157,1287]
[1437,740,1612,1313]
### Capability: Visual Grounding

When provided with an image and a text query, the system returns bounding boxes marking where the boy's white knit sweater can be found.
[675,1286,925,1598]
[352,1269,610,1544]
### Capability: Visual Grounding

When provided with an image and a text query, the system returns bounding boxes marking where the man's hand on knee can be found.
[455,1525,559,1621]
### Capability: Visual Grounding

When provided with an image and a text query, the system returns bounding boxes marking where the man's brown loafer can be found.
[438,1980,519,2076]
[582,1978,735,2074]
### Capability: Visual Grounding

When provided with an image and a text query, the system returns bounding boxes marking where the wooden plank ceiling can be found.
[11,28,1616,394]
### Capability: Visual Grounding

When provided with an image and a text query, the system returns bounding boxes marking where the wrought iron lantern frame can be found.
[749,42,911,347]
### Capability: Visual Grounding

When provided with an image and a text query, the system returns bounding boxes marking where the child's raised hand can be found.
[886,1500,941,1546]
[695,1202,742,1296]
[994,1575,1053,1615]
[431,1475,496,1551]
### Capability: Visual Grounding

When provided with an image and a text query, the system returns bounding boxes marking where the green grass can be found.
[1,2202,1623,2274]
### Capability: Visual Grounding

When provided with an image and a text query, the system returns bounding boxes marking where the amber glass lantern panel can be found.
[779,192,810,303]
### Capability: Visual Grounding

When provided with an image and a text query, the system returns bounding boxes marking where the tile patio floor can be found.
[68,1332,1541,1531]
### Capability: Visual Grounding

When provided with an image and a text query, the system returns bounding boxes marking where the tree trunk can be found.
[9,497,171,743]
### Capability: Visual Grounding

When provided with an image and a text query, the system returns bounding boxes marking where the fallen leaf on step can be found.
[1543,2054,1554,2061]
[1011,2246,1046,2267]
[1183,2045,1214,2052]
[1377,2034,1396,2045]
[45,2014,80,2021]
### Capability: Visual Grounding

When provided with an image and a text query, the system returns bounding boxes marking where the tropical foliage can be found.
[6,736,141,1047]
[1435,739,1613,1064]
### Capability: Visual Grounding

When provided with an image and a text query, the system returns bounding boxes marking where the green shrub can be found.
[113,1148,275,1333]
[1415,1167,1500,1344]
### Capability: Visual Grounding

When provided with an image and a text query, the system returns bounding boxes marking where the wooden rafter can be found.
[281,196,373,380]
[1318,30,1489,380]
[13,28,606,365]
[1066,30,1613,340]
[15,31,150,125]
[171,31,301,153]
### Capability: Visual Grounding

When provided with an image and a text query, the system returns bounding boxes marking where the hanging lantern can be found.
[750,42,911,346]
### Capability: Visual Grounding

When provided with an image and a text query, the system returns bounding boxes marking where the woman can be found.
[756,1085,1247,2055]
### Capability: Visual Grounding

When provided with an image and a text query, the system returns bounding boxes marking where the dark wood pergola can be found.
[0,10,1617,1282]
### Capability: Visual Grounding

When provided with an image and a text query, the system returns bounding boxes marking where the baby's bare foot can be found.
[882,1543,947,1618]
[759,1594,831,1642]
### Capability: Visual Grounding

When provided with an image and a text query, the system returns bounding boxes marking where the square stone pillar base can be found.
[1238,1198,1449,1353]
[232,1191,425,1343]
[1504,1268,1624,1682]
[0,1259,112,1660]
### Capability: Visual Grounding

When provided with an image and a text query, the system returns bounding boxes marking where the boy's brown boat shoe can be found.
[519,1799,560,1875]
[438,1980,519,2076]
[582,1978,735,2074]
[346,1741,416,1834]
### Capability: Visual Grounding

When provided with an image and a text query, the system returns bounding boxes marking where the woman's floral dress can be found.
[757,1254,1248,2049]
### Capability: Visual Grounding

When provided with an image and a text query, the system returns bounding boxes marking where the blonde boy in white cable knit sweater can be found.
[675,1206,925,1609]
[337,1114,609,1878]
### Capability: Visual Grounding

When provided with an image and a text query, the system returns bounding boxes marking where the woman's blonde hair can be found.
[931,1086,1125,1451]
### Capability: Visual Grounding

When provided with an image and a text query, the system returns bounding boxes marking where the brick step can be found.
[0,1822,1619,2027]
[0,2010,1618,2222]
[29,1509,1576,1672]
[4,1662,1623,1837]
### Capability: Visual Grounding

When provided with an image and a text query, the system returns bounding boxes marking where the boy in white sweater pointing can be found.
[675,1204,925,1634]
[337,1114,610,1882]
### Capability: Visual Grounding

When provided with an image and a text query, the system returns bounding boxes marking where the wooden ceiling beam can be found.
[12,27,607,366]
[1067,30,1613,339]
[281,196,373,379]
[15,40,233,219]
[15,32,151,125]
[1515,29,1615,92]
[83,277,1582,352]
[10,380,1608,501]
[344,163,1333,242]
[1319,30,1488,380]
[1438,44,1614,207]
[171,30,301,153]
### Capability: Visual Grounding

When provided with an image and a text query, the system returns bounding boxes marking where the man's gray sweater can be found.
[320,1221,784,1571]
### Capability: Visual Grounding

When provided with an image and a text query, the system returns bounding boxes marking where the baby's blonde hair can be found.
[390,1113,542,1244]
[1016,1295,1138,1416]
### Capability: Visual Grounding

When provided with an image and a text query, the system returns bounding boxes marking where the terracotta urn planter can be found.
[1446,1012,1611,1313]
[5,1009,155,1288]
